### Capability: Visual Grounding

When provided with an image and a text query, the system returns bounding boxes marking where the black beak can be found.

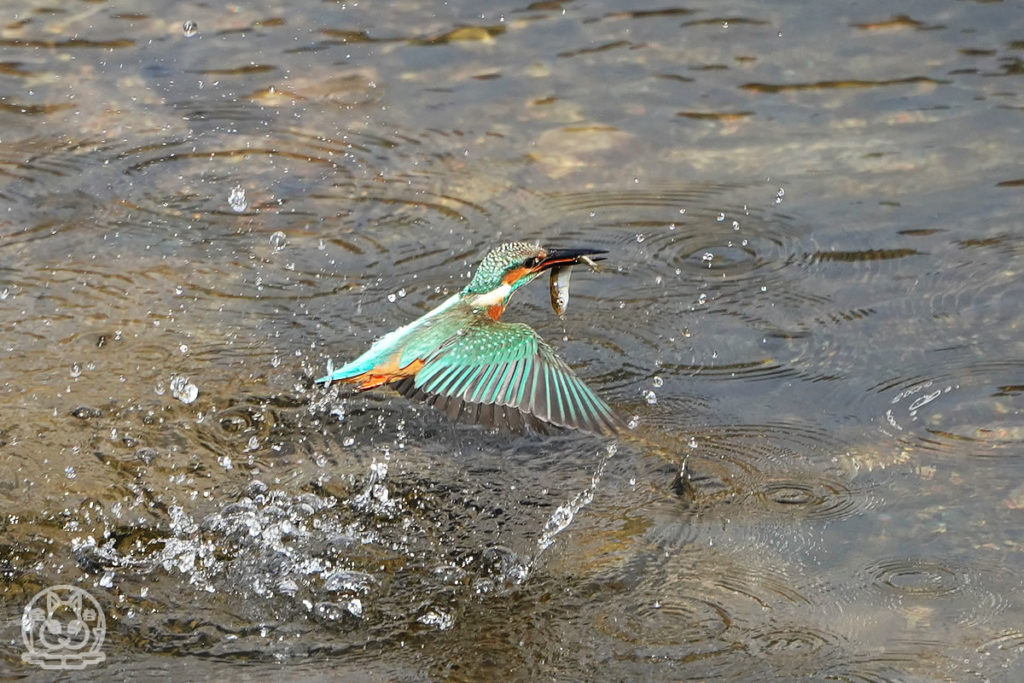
[536,247,608,271]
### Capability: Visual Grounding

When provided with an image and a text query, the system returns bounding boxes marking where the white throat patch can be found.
[471,282,512,307]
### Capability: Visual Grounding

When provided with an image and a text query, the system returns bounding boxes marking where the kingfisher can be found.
[317,242,620,435]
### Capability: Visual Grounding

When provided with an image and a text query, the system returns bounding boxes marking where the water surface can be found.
[1,0,1022,679]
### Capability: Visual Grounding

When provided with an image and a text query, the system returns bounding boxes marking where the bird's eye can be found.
[523,257,538,268]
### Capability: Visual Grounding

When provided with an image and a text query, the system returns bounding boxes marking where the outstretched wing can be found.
[391,318,620,435]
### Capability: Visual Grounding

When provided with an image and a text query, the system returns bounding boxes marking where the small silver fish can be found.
[548,255,600,316]
[549,264,573,316]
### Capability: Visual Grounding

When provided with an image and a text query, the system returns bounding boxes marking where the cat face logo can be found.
[21,585,106,670]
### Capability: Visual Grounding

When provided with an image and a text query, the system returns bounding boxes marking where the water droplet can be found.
[635,233,645,243]
[218,455,233,470]
[0,287,9,300]
[701,252,714,267]
[397,288,407,298]
[627,415,640,430]
[732,220,740,230]
[418,609,454,630]
[65,466,76,479]
[179,344,189,354]
[342,436,355,447]
[270,355,281,368]
[154,381,165,396]
[228,185,247,212]
[652,375,664,388]
[182,20,199,37]
[688,436,698,449]
[170,375,199,404]
[722,21,729,28]
[716,212,725,222]
[70,362,82,378]
[697,293,708,305]
[269,231,287,251]
[247,435,260,451]
[643,390,658,405]
[386,293,397,303]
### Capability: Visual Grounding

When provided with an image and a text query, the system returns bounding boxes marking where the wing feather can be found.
[550,366,567,426]
[446,363,481,398]
[536,363,551,423]
[396,316,616,434]
[480,361,510,405]
[561,372,581,429]
[420,364,457,394]
[468,362,502,404]
[501,358,526,406]
[524,363,540,420]
[494,359,519,406]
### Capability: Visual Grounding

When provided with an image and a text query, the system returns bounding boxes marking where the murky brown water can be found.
[2,0,1022,679]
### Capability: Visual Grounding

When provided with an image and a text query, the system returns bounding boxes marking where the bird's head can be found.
[462,241,606,309]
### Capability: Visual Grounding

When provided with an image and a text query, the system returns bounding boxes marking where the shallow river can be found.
[1,0,1022,679]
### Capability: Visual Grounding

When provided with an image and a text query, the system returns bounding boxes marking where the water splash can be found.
[418,609,454,631]
[535,445,615,556]
[352,460,395,514]
[169,375,199,404]
[228,185,247,213]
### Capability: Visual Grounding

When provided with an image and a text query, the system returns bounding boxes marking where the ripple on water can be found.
[820,554,1018,634]
[577,537,824,678]
[741,624,852,678]
[863,556,963,598]
[875,360,1024,462]
[2,127,494,258]
[196,398,277,456]
[753,475,876,522]
[593,595,731,646]
[692,419,846,470]
[633,417,881,565]
[976,631,1024,666]
[545,185,809,298]
[2,125,535,393]
[634,413,866,496]
[534,185,879,394]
